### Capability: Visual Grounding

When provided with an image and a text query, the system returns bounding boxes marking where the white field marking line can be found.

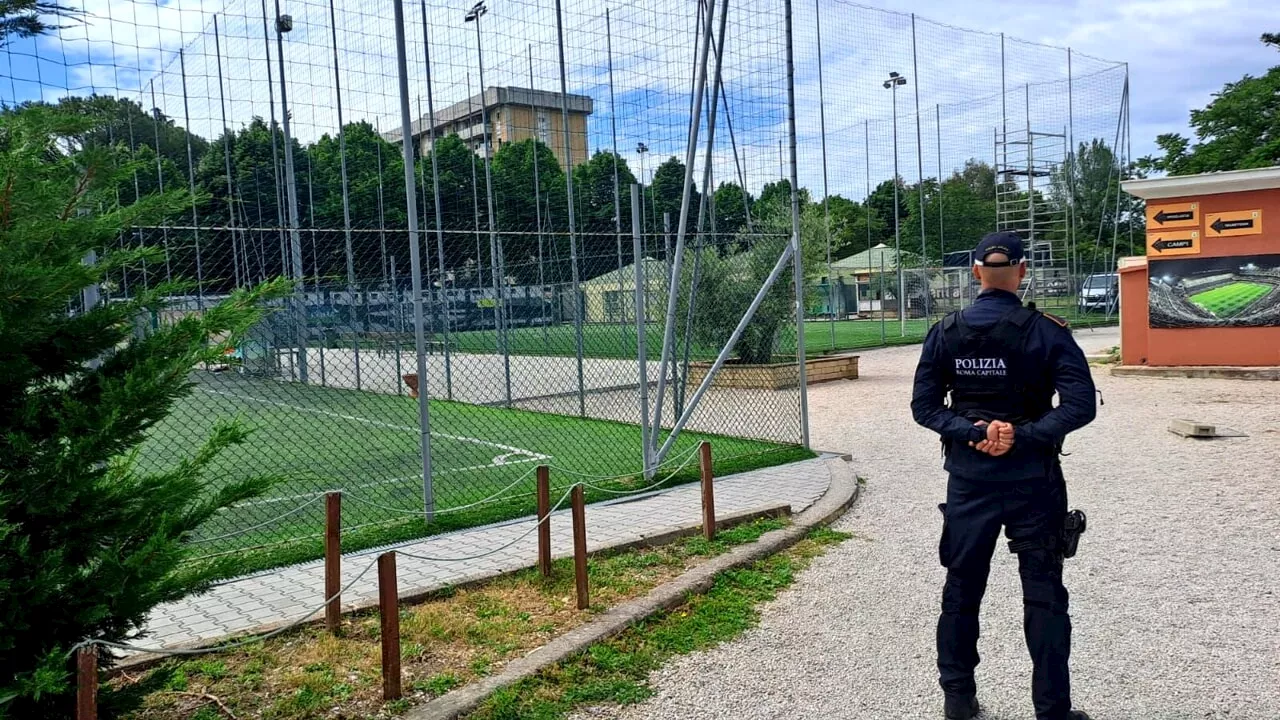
[235,456,543,508]
[200,388,549,461]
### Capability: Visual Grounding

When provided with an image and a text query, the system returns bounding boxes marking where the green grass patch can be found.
[1189,281,1271,317]
[468,526,852,720]
[114,518,793,720]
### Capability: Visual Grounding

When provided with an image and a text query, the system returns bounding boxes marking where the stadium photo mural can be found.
[1148,253,1280,328]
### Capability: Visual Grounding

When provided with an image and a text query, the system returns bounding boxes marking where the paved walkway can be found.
[141,458,831,652]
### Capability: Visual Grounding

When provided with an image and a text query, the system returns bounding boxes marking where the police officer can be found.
[911,231,1097,720]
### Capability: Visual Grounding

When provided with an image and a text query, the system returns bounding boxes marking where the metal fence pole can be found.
[911,14,929,321]
[937,104,945,282]
[816,0,835,347]
[213,16,240,293]
[147,80,172,285]
[784,0,809,448]
[527,45,548,347]
[421,1,453,401]
[654,0,721,449]
[554,0,586,417]
[177,50,204,311]
[607,9,625,331]
[632,184,651,477]
[393,0,434,520]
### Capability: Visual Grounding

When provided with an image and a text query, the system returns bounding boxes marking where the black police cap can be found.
[973,231,1026,267]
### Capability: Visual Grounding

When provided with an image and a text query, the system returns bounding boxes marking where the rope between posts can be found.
[564,443,703,496]
[389,484,576,564]
[549,442,703,485]
[188,495,325,544]
[67,555,380,659]
[341,464,540,517]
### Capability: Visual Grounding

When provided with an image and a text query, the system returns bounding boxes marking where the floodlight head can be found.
[883,81,891,89]
[889,71,900,78]
[636,142,648,153]
[276,14,292,33]
[464,1,487,21]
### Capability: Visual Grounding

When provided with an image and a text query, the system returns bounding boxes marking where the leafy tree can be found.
[863,177,907,244]
[491,138,570,283]
[0,0,80,46]
[646,156,699,233]
[0,105,284,718]
[712,181,753,238]
[1052,139,1145,263]
[572,150,637,279]
[685,237,795,364]
[1138,32,1280,174]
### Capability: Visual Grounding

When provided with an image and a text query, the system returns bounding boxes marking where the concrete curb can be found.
[1111,365,1280,380]
[404,454,860,720]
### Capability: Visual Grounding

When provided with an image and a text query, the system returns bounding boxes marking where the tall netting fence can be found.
[3,0,1127,569]
[790,0,1132,354]
[3,0,809,568]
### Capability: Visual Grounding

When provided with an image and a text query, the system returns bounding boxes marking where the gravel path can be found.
[582,326,1280,720]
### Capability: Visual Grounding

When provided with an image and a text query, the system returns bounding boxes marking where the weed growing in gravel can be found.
[469,526,853,720]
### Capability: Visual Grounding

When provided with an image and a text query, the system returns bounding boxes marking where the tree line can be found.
[19,94,1141,295]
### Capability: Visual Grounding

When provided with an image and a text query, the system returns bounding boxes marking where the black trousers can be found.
[936,467,1071,720]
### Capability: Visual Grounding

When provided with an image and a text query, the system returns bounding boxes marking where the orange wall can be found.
[1123,187,1280,366]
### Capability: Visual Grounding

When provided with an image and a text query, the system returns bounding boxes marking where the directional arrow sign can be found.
[1205,210,1262,237]
[1146,229,1199,256]
[1146,202,1198,229]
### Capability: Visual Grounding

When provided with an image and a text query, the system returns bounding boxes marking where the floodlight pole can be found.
[422,0,454,400]
[393,0,435,520]
[274,0,309,383]
[466,1,511,406]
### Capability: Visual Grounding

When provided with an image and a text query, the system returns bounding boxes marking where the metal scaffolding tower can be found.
[994,123,1069,305]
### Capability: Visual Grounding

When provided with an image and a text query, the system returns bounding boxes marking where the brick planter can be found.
[685,354,859,391]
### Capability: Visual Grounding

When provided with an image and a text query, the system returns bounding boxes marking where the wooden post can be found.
[325,491,342,634]
[76,645,97,720]
[378,552,402,701]
[536,465,551,577]
[570,484,589,610]
[700,441,716,541]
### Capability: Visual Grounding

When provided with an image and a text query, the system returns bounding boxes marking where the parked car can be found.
[1077,273,1118,314]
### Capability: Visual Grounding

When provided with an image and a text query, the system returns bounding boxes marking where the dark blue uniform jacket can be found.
[911,289,1097,481]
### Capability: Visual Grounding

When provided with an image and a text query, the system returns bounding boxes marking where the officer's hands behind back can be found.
[970,420,1015,457]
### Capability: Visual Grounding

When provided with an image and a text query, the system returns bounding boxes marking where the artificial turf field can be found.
[140,372,796,572]
[1189,282,1272,318]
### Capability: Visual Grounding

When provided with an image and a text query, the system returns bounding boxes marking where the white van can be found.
[1077,273,1118,314]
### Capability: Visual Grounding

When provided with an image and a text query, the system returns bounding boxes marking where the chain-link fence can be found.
[4,0,1127,571]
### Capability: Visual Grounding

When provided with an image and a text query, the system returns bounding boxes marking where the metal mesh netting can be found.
[3,0,1126,565]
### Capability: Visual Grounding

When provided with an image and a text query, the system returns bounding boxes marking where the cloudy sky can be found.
[2,0,1274,201]
[868,0,1277,159]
